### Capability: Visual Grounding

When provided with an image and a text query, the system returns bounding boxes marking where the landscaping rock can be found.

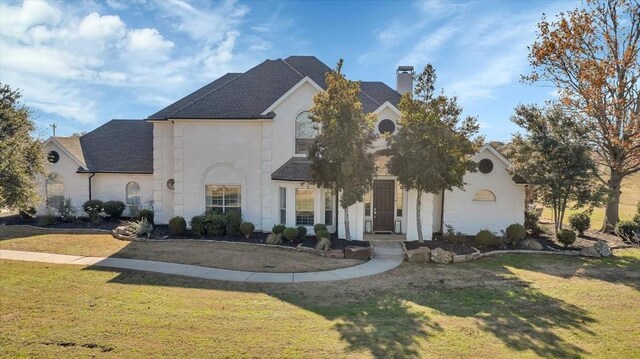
[112,226,135,241]
[521,238,544,251]
[580,246,601,257]
[405,247,431,262]
[345,246,373,260]
[594,240,612,257]
[430,247,453,264]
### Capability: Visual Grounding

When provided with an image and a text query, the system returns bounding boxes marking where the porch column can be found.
[337,195,365,240]
[405,189,433,241]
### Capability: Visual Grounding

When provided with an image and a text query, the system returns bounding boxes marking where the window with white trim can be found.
[46,173,64,211]
[295,111,319,154]
[473,189,496,202]
[279,187,286,225]
[324,190,333,226]
[126,181,141,206]
[206,185,241,214]
[295,188,314,226]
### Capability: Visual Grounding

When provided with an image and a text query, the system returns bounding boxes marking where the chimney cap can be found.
[397,65,414,73]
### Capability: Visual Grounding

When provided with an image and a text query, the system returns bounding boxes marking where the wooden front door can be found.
[373,180,395,232]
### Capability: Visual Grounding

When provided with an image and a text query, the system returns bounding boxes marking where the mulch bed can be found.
[0,214,123,231]
[405,235,567,255]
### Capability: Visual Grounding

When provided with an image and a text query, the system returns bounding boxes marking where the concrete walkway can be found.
[0,243,404,283]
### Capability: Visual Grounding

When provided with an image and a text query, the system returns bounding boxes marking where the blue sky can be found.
[0,0,575,140]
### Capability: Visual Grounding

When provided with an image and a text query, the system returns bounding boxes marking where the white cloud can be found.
[126,28,174,55]
[77,12,126,41]
[0,1,62,41]
[398,25,458,65]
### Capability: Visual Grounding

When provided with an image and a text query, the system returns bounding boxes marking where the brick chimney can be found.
[396,66,414,96]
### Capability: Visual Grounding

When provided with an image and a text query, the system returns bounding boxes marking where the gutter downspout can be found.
[88,173,96,200]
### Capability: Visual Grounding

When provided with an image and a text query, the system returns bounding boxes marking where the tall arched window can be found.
[473,189,496,202]
[126,181,141,206]
[295,111,319,154]
[46,173,64,211]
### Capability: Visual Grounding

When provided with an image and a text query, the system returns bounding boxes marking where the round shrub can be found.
[138,209,154,224]
[568,212,590,236]
[313,223,327,234]
[240,221,255,238]
[557,229,577,248]
[190,215,206,237]
[475,230,499,249]
[315,229,330,240]
[283,227,299,242]
[296,225,307,241]
[272,224,286,235]
[505,223,526,244]
[82,200,104,222]
[169,216,187,236]
[223,211,243,236]
[615,220,638,241]
[204,211,225,235]
[103,200,125,219]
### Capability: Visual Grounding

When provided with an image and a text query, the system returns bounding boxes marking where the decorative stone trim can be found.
[452,247,481,263]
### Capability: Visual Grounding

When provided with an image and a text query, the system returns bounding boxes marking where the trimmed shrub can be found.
[615,220,638,241]
[103,200,126,219]
[316,237,331,251]
[314,223,327,233]
[138,209,154,224]
[223,211,242,236]
[60,197,77,222]
[569,212,591,236]
[475,230,499,249]
[272,224,286,235]
[169,216,187,236]
[204,211,225,235]
[315,229,330,241]
[19,207,37,220]
[266,233,282,245]
[283,227,299,242]
[240,222,255,238]
[296,225,307,241]
[504,223,526,244]
[82,199,104,223]
[190,215,207,236]
[557,229,577,248]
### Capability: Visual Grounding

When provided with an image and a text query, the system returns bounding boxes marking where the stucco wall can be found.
[91,173,153,215]
[152,122,174,224]
[442,148,526,235]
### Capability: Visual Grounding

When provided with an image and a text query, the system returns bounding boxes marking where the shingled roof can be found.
[148,56,401,120]
[271,157,313,181]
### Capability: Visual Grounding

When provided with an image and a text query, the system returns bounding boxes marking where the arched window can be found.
[473,189,496,202]
[125,181,140,206]
[295,111,319,154]
[46,173,64,211]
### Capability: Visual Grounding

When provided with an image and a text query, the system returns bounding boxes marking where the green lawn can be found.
[1,245,639,358]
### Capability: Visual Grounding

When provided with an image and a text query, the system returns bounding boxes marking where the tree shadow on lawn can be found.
[84,254,600,358]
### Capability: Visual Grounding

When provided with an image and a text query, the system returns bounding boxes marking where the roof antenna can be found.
[50,123,57,137]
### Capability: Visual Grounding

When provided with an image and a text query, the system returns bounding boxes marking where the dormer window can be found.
[295,111,319,155]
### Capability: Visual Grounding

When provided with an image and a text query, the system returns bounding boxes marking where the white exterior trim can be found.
[478,143,513,168]
[372,101,401,116]
[44,137,86,170]
[261,76,323,115]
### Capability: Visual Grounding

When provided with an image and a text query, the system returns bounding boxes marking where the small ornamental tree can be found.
[387,65,482,241]
[309,59,377,240]
[510,104,606,234]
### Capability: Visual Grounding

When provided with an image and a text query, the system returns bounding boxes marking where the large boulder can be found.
[405,246,431,262]
[345,246,373,260]
[594,240,612,257]
[521,238,544,251]
[580,246,601,257]
[430,247,453,264]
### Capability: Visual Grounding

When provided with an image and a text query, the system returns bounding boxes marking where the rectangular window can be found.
[364,190,371,217]
[205,185,241,214]
[279,187,286,225]
[295,188,314,226]
[324,190,333,226]
[396,182,403,217]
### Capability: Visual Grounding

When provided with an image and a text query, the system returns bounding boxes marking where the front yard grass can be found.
[1,239,638,358]
[0,226,363,273]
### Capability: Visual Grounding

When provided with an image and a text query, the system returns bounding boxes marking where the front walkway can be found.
[0,243,404,283]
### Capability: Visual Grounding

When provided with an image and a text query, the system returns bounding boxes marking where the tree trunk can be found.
[602,171,623,232]
[416,191,423,242]
[343,205,351,241]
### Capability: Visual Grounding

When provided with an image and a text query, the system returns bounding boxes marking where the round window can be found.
[378,119,396,134]
[478,159,494,174]
[167,179,175,190]
[47,151,60,163]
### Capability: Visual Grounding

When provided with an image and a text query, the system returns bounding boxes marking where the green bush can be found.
[475,230,499,249]
[313,223,327,233]
[190,215,207,236]
[204,211,225,235]
[634,213,640,227]
[283,227,299,242]
[82,200,104,223]
[169,216,187,236]
[568,212,590,236]
[315,229,330,240]
[557,229,577,248]
[103,200,126,219]
[444,234,466,245]
[615,220,638,241]
[296,225,307,241]
[19,207,37,220]
[272,224,286,235]
[223,211,242,236]
[240,222,255,238]
[138,209,154,224]
[504,223,526,244]
[524,210,543,237]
